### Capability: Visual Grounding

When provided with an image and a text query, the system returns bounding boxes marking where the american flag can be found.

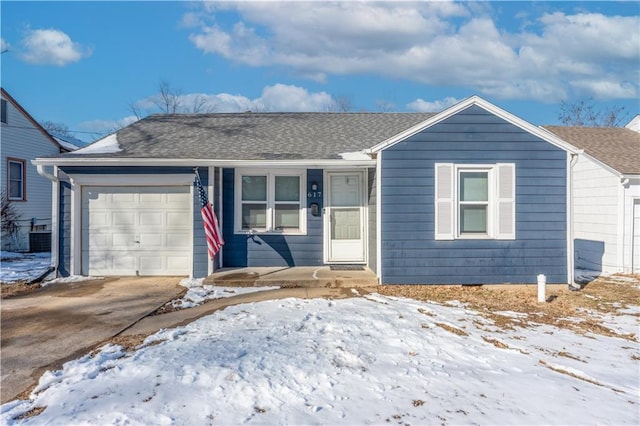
[195,172,224,259]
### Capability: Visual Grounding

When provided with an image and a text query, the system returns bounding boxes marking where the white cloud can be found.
[407,97,462,112]
[79,116,139,135]
[1,38,9,52]
[133,84,334,115]
[185,3,639,102]
[20,28,91,66]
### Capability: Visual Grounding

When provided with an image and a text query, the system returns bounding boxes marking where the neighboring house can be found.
[626,114,640,132]
[0,88,72,252]
[543,125,640,275]
[34,96,580,284]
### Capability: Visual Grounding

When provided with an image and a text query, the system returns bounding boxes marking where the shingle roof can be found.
[543,126,640,175]
[68,112,436,160]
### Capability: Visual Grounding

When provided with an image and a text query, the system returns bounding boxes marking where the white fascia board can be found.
[31,158,376,168]
[367,95,582,155]
[67,174,196,186]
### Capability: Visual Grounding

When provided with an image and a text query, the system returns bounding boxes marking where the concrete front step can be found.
[203,266,379,288]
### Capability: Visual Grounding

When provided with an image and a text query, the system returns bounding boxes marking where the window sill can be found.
[235,229,307,236]
[456,233,494,240]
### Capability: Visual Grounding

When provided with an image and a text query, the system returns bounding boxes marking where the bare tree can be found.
[41,120,72,138]
[324,95,354,112]
[130,81,216,118]
[375,100,396,112]
[154,80,183,113]
[1,190,21,246]
[559,98,629,127]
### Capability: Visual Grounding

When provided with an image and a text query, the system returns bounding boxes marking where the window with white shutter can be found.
[495,163,516,239]
[434,163,454,240]
[434,163,515,240]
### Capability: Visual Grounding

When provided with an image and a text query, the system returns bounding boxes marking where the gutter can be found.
[31,158,377,168]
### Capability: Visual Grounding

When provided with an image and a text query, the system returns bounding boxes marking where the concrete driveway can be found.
[1,276,184,404]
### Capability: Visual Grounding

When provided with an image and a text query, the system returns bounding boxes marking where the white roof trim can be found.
[367,95,580,154]
[31,158,376,168]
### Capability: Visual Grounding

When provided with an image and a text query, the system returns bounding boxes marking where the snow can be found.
[0,252,51,283]
[2,293,638,425]
[338,151,370,160]
[169,278,280,309]
[40,275,105,287]
[53,136,79,151]
[69,133,121,154]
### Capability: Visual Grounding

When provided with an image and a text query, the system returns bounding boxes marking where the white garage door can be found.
[82,186,192,276]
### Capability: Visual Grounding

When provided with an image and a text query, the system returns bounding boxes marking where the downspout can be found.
[567,153,579,287]
[618,177,630,273]
[35,164,60,277]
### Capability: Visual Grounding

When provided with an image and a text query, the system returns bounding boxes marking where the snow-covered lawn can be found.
[0,252,51,283]
[2,292,638,425]
[168,278,279,310]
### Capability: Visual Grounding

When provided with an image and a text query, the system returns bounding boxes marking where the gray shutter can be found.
[434,163,454,240]
[496,163,516,240]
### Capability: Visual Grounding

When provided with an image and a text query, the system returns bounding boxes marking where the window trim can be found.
[435,163,516,241]
[7,158,26,201]
[456,165,494,239]
[234,169,307,235]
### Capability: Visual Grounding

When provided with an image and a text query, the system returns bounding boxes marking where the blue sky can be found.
[1,1,639,143]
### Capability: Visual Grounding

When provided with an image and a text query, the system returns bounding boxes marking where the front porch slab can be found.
[204,266,379,288]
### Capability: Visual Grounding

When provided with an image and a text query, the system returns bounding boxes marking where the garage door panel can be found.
[113,211,136,227]
[89,212,110,227]
[82,186,192,276]
[167,211,191,228]
[111,193,136,205]
[112,233,136,249]
[167,255,191,270]
[167,233,190,248]
[139,211,164,226]
[139,256,163,272]
[139,233,164,248]
[89,234,110,250]
[139,193,164,204]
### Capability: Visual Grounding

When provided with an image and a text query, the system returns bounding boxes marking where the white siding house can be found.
[1,88,70,252]
[544,125,640,275]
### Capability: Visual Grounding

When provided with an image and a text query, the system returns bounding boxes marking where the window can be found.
[7,158,26,201]
[435,163,515,240]
[236,170,306,234]
[1,99,7,124]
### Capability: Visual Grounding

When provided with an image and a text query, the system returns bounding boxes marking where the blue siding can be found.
[222,168,324,267]
[380,105,568,284]
[367,168,377,274]
[58,166,207,278]
[192,168,209,278]
[58,180,72,276]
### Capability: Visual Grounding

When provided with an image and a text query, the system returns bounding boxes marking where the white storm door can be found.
[326,172,365,263]
[82,186,192,276]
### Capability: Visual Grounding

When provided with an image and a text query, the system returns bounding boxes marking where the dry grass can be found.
[377,274,640,341]
[1,281,41,299]
[13,406,46,420]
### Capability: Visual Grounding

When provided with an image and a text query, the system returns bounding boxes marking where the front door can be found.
[325,172,366,263]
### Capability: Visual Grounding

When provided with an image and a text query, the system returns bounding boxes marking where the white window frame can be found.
[7,158,26,201]
[234,169,307,235]
[456,165,494,238]
[435,163,515,241]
